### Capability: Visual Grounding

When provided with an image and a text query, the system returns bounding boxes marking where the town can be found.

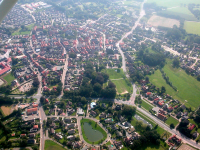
[1,0,200,150]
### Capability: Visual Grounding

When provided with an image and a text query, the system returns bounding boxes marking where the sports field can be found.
[44,140,66,150]
[103,69,125,79]
[3,73,15,85]
[149,59,200,110]
[148,15,180,28]
[184,21,200,35]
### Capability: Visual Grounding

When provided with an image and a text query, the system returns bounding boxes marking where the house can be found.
[101,103,106,108]
[168,106,173,112]
[64,118,72,123]
[77,107,84,115]
[55,133,63,140]
[28,133,35,138]
[90,110,97,117]
[127,127,135,134]
[27,139,36,144]
[119,116,125,122]
[115,104,122,110]
[99,112,106,119]
[73,141,81,149]
[27,107,37,115]
[66,123,76,129]
[146,92,152,97]
[67,135,75,141]
[116,131,123,138]
[33,125,38,130]
[20,134,26,137]
[68,129,75,135]
[114,141,123,149]
[188,124,196,130]
[122,122,132,129]
[105,118,114,124]
[157,113,167,121]
[50,128,55,134]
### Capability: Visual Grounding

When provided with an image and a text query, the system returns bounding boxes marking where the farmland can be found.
[184,21,200,35]
[148,15,180,28]
[0,105,12,116]
[149,59,200,110]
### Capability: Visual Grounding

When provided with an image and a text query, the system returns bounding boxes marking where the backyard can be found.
[44,140,66,150]
[165,116,179,126]
[80,119,107,144]
[149,59,200,110]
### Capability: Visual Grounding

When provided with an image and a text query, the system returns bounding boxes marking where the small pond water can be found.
[83,122,103,142]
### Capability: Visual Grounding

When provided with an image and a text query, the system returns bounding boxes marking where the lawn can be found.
[149,59,200,110]
[184,21,200,35]
[103,69,125,79]
[165,116,179,126]
[80,119,107,144]
[12,24,35,36]
[112,79,132,94]
[106,141,111,146]
[141,100,154,111]
[44,140,66,150]
[3,73,15,85]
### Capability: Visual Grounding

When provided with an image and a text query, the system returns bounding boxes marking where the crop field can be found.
[149,59,200,110]
[1,105,12,116]
[45,140,66,150]
[184,21,200,35]
[148,15,180,28]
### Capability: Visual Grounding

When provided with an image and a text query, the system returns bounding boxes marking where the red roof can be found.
[0,66,11,76]
[33,125,38,129]
[32,104,38,108]
[146,92,151,96]
[27,108,37,113]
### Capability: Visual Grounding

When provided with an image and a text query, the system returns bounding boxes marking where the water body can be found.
[83,122,103,142]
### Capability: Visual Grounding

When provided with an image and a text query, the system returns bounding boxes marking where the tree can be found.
[170,123,175,129]
[173,57,180,68]
[69,52,77,58]
[40,96,45,104]
[122,105,136,121]
[161,86,166,94]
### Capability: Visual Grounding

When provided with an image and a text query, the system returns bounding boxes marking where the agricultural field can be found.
[3,73,15,85]
[149,59,200,110]
[44,140,66,150]
[0,105,12,116]
[184,21,200,35]
[147,15,180,28]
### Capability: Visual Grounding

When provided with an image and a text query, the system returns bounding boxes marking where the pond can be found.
[83,122,103,142]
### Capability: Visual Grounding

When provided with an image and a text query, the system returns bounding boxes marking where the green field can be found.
[44,140,66,150]
[165,116,179,126]
[149,59,200,110]
[146,0,200,21]
[184,21,200,35]
[103,69,125,79]
[112,79,132,94]
[147,0,200,8]
[3,73,15,85]
[12,24,35,36]
[80,119,107,144]
[141,100,154,111]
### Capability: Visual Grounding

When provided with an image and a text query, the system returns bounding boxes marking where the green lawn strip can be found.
[44,140,66,150]
[165,116,179,126]
[106,141,111,146]
[12,24,35,36]
[112,79,132,94]
[80,119,107,144]
[141,100,154,111]
[149,59,200,110]
[3,73,15,85]
[103,69,125,79]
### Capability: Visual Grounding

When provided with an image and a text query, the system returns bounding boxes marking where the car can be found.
[25,116,28,118]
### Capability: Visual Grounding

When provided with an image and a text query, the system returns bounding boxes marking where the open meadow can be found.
[0,105,12,116]
[184,21,200,35]
[148,15,180,28]
[149,59,200,110]
[45,140,66,150]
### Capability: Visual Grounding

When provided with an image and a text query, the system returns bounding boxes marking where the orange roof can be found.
[27,108,37,113]
[32,104,38,107]
[33,125,38,129]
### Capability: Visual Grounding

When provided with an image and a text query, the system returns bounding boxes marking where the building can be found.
[27,107,37,115]
[77,107,84,115]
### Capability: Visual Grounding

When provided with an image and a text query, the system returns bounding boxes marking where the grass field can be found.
[12,24,34,36]
[184,21,200,35]
[165,116,179,126]
[141,100,154,111]
[0,105,12,116]
[3,73,15,85]
[149,59,200,110]
[81,119,107,144]
[103,69,125,79]
[44,140,66,150]
[112,79,132,94]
